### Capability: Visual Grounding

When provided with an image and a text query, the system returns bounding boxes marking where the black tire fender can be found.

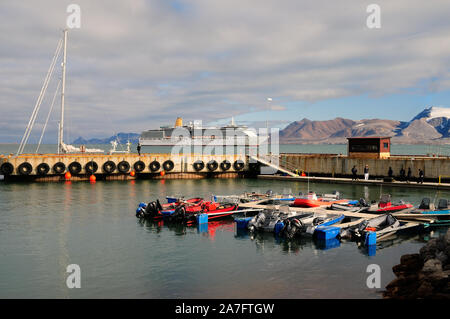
[193,160,205,171]
[68,162,82,175]
[85,161,98,174]
[149,161,160,172]
[102,161,116,174]
[220,160,231,171]
[0,162,14,175]
[133,161,145,172]
[36,163,50,175]
[163,160,174,171]
[18,162,33,175]
[207,160,218,171]
[233,160,245,171]
[117,161,130,173]
[53,162,66,174]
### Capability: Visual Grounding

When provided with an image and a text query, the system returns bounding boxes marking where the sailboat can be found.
[16,29,104,155]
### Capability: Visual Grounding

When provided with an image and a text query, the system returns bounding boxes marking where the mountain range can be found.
[72,132,140,145]
[72,106,450,145]
[279,106,450,144]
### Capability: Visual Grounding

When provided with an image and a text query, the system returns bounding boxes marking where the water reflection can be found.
[237,229,341,254]
[138,218,236,239]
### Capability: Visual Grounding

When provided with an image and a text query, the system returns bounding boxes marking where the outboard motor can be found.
[156,199,163,211]
[437,198,448,210]
[136,202,147,218]
[144,201,158,218]
[169,205,187,223]
[419,198,431,210]
[281,218,303,239]
[359,198,368,207]
[353,220,369,239]
[248,212,266,232]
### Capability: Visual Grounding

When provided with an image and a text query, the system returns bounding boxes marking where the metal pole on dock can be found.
[59,29,68,154]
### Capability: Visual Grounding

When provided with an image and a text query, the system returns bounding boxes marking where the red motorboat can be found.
[136,197,204,220]
[291,192,348,208]
[369,194,413,213]
[165,201,239,225]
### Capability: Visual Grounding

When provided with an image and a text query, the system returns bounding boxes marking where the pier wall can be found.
[280,153,450,180]
[3,152,450,182]
[0,153,248,181]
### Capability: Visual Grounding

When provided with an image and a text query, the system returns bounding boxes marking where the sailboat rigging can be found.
[17,29,103,155]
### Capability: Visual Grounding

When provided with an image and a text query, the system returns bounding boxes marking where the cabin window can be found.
[349,144,379,152]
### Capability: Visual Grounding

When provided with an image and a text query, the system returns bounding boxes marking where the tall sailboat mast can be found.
[59,29,68,154]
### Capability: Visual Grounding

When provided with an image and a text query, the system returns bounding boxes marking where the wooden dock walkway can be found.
[238,199,450,228]
[257,174,450,190]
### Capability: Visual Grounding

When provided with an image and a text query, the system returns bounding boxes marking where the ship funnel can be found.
[175,117,183,127]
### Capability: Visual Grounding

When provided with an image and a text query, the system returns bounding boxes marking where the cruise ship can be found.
[139,117,263,146]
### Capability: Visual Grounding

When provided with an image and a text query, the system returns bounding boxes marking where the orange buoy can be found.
[130,171,136,177]
[89,174,96,182]
[160,171,165,177]
[65,172,72,180]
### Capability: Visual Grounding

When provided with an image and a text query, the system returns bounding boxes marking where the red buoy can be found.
[130,171,136,177]
[89,174,96,183]
[65,172,72,180]
[160,171,165,177]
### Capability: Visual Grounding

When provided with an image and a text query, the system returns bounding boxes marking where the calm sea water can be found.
[1,144,449,298]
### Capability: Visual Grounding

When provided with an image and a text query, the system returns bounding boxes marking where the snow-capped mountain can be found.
[279,106,450,144]
[404,106,450,138]
[410,106,450,122]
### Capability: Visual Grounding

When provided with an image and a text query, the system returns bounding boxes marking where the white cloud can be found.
[1,0,450,142]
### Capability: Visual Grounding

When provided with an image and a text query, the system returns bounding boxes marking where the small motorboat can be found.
[165,201,239,225]
[370,194,413,213]
[330,195,413,214]
[410,197,450,214]
[329,198,370,212]
[278,213,345,239]
[290,191,348,208]
[214,190,296,204]
[136,197,204,219]
[339,213,400,241]
[246,208,311,233]
[400,198,450,226]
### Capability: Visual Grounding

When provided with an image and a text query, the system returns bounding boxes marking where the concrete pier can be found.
[0,153,249,182]
[2,151,450,185]
[280,153,450,181]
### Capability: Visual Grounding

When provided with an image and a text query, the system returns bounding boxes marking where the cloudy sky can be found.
[1,0,450,143]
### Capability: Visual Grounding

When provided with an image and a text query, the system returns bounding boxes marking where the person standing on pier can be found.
[137,143,141,156]
[388,167,393,178]
[351,165,358,181]
[406,167,412,183]
[364,165,369,180]
[399,167,406,181]
[418,169,424,184]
